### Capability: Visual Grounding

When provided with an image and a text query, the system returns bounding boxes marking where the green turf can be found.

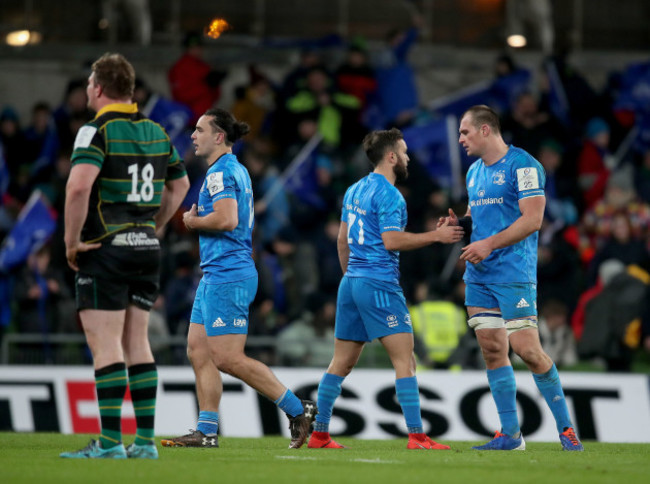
[1,433,648,484]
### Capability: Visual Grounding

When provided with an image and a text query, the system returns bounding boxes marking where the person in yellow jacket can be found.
[410,299,467,369]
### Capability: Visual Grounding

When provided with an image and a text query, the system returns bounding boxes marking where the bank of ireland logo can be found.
[386,314,398,328]
[478,189,485,197]
[493,170,506,185]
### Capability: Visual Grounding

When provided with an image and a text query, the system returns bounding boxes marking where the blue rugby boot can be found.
[126,442,159,459]
[60,439,127,459]
[472,431,525,451]
[560,427,584,451]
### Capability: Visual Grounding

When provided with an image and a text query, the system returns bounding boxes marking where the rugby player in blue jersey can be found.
[440,105,583,451]
[308,128,463,450]
[161,108,316,449]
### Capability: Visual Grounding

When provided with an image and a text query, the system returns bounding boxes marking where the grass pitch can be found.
[1,433,648,484]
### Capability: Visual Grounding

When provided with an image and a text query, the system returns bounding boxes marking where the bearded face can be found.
[393,149,409,181]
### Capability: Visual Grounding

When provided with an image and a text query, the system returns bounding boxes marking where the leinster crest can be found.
[492,170,506,185]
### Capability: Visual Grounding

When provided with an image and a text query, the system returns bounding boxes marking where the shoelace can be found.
[82,440,99,452]
[564,429,580,445]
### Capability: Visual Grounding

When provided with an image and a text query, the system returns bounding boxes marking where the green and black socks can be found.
[95,362,128,449]
[128,363,158,446]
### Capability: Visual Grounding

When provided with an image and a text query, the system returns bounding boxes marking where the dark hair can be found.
[182,31,203,49]
[362,128,404,167]
[204,108,250,146]
[462,105,501,134]
[32,101,51,113]
[92,52,135,100]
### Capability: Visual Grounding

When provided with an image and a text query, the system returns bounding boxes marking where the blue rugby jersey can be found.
[342,172,406,285]
[197,153,257,283]
[464,146,546,284]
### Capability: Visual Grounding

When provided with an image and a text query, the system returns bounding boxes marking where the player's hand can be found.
[437,208,458,228]
[460,239,492,264]
[65,241,101,272]
[435,219,464,243]
[183,204,198,230]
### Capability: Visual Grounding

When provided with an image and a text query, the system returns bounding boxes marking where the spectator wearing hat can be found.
[578,117,613,209]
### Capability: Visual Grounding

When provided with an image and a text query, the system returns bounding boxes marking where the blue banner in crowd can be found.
[543,60,571,126]
[614,60,650,115]
[141,94,194,158]
[428,69,531,118]
[403,117,459,190]
[613,59,650,153]
[0,190,57,273]
[29,119,60,178]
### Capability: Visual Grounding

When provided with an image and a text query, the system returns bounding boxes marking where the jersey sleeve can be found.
[206,164,237,203]
[377,186,404,233]
[71,123,105,168]
[512,153,546,200]
[165,144,188,181]
[341,187,351,222]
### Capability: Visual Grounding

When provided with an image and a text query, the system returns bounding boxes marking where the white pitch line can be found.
[352,458,402,464]
[276,456,319,461]
[275,456,402,464]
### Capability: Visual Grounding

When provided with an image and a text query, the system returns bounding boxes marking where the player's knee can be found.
[210,350,244,376]
[328,358,357,377]
[515,346,547,368]
[187,343,210,368]
[479,344,505,366]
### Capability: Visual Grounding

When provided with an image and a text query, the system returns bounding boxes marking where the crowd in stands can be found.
[1,23,650,372]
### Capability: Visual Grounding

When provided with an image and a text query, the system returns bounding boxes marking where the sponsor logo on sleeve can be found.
[73,126,97,150]
[516,167,539,191]
[206,172,224,196]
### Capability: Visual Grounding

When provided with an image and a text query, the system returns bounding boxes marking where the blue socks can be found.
[487,365,519,437]
[396,376,423,434]
[197,410,219,436]
[533,363,572,433]
[274,389,304,418]
[314,373,344,432]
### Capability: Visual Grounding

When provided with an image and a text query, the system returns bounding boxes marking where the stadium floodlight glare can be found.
[507,34,527,48]
[6,29,42,46]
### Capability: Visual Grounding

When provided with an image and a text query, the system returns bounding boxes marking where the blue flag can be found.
[429,69,531,118]
[543,60,570,126]
[0,190,57,273]
[614,60,650,115]
[403,116,466,200]
[29,119,60,178]
[141,94,194,158]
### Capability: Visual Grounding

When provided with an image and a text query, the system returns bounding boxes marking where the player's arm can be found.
[183,197,238,232]
[337,221,350,273]
[155,175,190,236]
[382,220,464,252]
[460,196,545,264]
[64,163,102,271]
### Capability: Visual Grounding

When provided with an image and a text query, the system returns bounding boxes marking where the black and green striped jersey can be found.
[71,103,187,243]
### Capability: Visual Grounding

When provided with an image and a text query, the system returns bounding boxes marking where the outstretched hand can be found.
[435,218,464,243]
[437,208,459,228]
